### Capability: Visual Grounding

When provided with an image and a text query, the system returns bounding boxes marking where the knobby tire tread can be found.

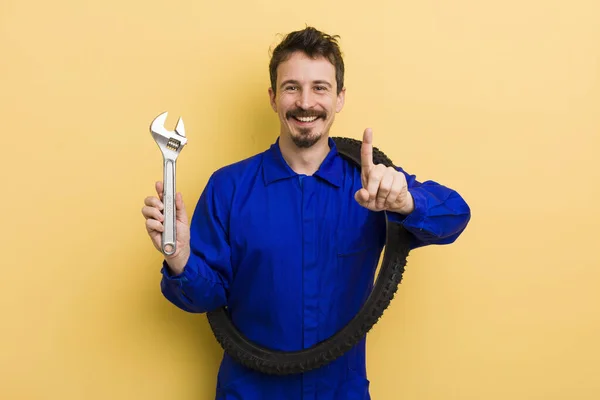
[205,137,411,375]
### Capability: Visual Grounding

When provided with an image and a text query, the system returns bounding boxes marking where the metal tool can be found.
[150,111,187,256]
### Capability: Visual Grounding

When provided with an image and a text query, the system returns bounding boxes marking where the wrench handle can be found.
[162,158,177,256]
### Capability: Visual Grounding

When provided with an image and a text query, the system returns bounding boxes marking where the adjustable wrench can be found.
[150,111,187,256]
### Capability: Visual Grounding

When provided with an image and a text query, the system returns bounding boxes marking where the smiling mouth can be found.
[294,116,319,123]
[287,110,326,124]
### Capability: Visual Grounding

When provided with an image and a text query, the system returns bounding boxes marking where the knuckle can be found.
[371,170,383,181]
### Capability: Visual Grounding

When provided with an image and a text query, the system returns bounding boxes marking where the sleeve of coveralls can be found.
[386,166,472,250]
[159,172,233,313]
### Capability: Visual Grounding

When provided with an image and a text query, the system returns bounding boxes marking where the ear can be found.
[335,87,346,113]
[268,87,277,112]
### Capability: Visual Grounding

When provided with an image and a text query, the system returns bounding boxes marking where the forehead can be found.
[277,51,336,84]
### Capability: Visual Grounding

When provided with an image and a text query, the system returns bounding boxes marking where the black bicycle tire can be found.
[205,136,411,375]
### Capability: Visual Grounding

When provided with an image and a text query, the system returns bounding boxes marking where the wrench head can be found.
[150,111,187,155]
[150,111,186,138]
[175,116,185,137]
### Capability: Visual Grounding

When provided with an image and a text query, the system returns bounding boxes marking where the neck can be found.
[278,134,330,176]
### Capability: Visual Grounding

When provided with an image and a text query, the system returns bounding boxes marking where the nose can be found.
[295,88,315,109]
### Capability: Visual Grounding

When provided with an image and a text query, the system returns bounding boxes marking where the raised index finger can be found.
[361,128,374,171]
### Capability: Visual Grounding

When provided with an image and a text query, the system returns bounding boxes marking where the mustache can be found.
[286,109,327,119]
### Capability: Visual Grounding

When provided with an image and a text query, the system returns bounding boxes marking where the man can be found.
[142,26,471,399]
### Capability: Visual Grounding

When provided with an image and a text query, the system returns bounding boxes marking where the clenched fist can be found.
[354,128,414,214]
[141,181,191,274]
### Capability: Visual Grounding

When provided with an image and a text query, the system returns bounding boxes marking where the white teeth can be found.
[296,116,318,122]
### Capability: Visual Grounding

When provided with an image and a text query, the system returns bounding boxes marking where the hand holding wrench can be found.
[150,111,187,256]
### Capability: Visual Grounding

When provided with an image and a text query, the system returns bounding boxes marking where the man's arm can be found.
[386,167,471,249]
[355,128,471,249]
[160,173,233,313]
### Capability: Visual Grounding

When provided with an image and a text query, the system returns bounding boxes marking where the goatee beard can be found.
[292,128,321,148]
[285,107,327,149]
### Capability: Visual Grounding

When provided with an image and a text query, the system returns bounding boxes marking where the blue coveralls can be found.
[161,137,471,399]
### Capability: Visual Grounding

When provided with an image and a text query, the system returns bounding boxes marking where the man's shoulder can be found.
[208,147,268,189]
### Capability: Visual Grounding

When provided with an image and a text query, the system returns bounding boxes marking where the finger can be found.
[361,128,374,173]
[366,164,385,201]
[144,196,164,211]
[376,172,394,209]
[385,171,403,208]
[141,205,164,221]
[146,218,164,234]
[155,181,164,201]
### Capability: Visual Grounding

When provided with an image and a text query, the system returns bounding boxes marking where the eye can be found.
[285,85,298,91]
[315,86,327,91]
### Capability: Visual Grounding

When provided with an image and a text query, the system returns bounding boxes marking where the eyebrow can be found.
[279,79,333,89]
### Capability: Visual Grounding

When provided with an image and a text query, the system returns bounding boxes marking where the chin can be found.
[292,137,319,148]
[291,130,323,149]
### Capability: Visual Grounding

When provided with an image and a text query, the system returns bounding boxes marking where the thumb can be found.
[354,188,370,206]
[155,181,164,201]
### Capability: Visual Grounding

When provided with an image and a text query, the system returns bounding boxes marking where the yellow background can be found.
[2,0,599,399]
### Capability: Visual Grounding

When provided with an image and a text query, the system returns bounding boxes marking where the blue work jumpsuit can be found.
[160,137,471,399]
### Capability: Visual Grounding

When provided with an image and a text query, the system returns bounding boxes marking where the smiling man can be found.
[142,26,471,399]
[269,49,344,151]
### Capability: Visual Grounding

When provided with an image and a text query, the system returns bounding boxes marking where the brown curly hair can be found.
[269,26,345,95]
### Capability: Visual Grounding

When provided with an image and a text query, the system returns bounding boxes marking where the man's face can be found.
[269,51,345,148]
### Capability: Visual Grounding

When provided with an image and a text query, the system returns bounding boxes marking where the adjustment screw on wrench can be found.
[150,111,187,256]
